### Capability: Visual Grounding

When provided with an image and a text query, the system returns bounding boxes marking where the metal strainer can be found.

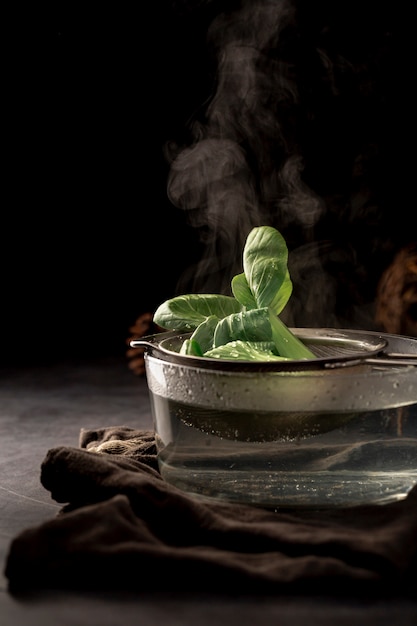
[130,327,417,372]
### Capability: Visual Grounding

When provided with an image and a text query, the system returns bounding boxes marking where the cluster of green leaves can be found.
[153,226,316,361]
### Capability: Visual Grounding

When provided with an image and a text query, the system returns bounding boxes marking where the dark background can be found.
[3,3,210,366]
[2,1,414,367]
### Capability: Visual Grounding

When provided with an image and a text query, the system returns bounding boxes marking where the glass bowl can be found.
[136,329,417,508]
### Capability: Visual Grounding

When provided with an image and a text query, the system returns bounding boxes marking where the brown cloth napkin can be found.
[5,426,417,596]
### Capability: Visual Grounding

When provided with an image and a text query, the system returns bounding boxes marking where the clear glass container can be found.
[142,331,417,508]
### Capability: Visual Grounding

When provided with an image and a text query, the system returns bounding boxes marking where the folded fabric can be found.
[5,426,417,595]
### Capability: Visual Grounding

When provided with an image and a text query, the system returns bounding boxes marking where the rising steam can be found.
[165,0,397,329]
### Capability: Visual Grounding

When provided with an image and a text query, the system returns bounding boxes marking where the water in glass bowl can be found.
[150,393,417,508]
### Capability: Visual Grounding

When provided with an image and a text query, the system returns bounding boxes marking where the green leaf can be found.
[213,308,272,347]
[242,225,292,314]
[271,269,293,316]
[231,272,257,309]
[153,294,242,331]
[204,340,290,361]
[188,315,219,353]
[151,226,317,363]
[268,309,315,359]
[179,338,204,356]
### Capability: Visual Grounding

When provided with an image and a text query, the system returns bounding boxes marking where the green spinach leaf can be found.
[204,340,291,361]
[153,294,242,332]
[153,226,316,361]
